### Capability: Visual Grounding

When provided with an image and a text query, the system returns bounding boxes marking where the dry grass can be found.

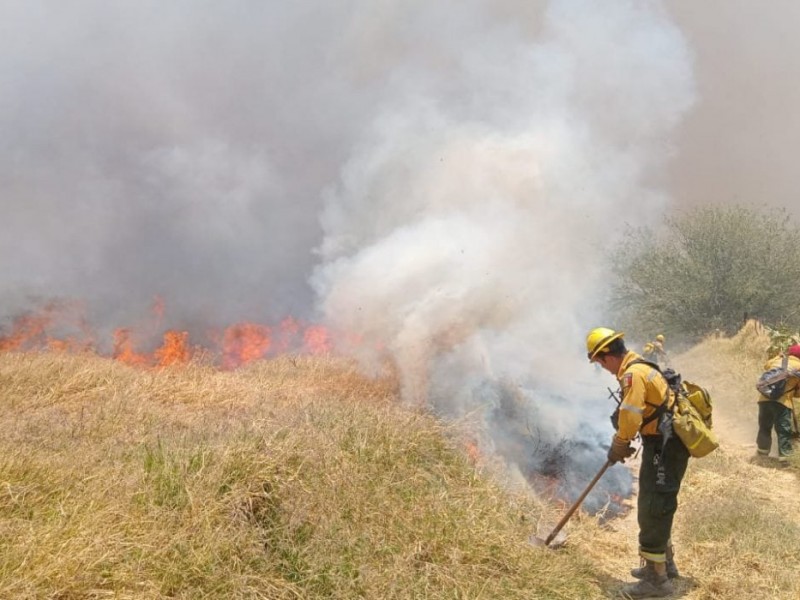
[667,322,800,599]
[675,448,800,599]
[0,352,598,599]
[2,323,799,599]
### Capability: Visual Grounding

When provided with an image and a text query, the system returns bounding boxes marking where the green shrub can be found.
[611,205,800,340]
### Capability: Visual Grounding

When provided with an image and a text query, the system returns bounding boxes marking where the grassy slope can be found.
[0,353,595,599]
[1,324,798,599]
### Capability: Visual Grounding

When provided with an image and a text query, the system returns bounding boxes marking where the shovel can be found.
[531,459,612,548]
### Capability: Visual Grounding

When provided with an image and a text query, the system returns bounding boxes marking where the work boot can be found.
[621,561,674,598]
[631,543,679,579]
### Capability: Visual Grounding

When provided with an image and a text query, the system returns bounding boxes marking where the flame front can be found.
[0,298,339,370]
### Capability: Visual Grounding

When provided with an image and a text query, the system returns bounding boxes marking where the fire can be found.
[465,439,481,464]
[113,328,150,367]
[221,323,271,369]
[0,313,50,351]
[0,300,94,352]
[113,327,193,368]
[0,298,346,370]
[304,325,331,355]
[154,330,191,366]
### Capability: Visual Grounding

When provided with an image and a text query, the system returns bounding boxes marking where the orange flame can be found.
[112,328,150,366]
[304,325,331,355]
[154,330,191,366]
[0,313,49,351]
[221,323,271,369]
[0,300,93,351]
[465,439,481,464]
[1,298,355,370]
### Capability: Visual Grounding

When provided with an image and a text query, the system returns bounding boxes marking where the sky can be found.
[0,0,794,502]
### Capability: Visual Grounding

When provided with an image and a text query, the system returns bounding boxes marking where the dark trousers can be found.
[757,401,794,457]
[638,435,690,559]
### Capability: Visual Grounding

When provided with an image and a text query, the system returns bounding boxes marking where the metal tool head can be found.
[529,522,568,549]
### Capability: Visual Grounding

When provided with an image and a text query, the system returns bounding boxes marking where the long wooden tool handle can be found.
[545,459,612,546]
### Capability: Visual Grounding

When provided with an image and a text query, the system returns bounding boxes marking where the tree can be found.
[610,205,800,340]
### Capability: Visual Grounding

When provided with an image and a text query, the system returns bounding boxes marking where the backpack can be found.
[756,355,790,400]
[672,381,717,457]
[629,359,718,458]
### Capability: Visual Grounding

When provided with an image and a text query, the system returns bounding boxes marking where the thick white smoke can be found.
[312,0,695,503]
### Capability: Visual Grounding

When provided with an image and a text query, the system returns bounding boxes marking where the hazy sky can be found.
[666,0,800,216]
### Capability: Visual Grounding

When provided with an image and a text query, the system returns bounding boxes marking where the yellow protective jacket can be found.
[758,354,800,409]
[616,351,672,442]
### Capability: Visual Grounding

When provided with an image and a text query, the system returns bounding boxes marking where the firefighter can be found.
[756,344,800,462]
[643,334,668,367]
[586,327,690,599]
[653,334,668,366]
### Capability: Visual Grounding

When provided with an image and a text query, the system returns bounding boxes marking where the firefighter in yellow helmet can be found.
[643,334,668,367]
[653,334,668,365]
[586,327,689,599]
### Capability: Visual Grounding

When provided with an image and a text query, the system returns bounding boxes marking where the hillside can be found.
[1,323,798,599]
[0,353,595,599]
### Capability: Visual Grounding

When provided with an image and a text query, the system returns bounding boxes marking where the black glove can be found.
[607,435,635,464]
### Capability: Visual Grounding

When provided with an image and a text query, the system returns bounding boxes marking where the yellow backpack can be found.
[631,359,718,458]
[672,381,718,458]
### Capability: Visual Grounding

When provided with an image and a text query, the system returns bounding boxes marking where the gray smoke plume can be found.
[667,0,800,218]
[312,0,695,504]
[1,1,696,507]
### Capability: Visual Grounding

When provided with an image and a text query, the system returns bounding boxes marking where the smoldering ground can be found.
[1,1,696,507]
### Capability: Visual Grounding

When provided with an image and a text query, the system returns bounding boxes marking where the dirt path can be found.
[709,395,800,511]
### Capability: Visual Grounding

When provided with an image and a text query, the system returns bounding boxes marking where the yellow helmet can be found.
[586,327,625,361]
[656,334,665,343]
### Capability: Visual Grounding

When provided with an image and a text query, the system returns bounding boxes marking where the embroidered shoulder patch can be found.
[622,372,633,389]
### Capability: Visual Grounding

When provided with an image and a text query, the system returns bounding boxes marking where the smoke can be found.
[1,1,695,505]
[312,0,694,504]
[0,1,369,329]
[666,0,800,218]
